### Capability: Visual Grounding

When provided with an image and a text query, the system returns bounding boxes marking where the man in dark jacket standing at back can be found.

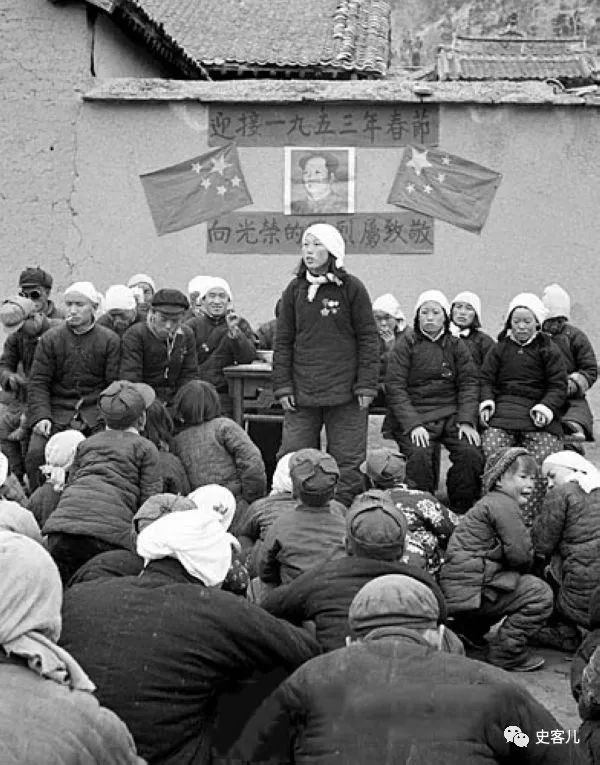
[25,281,120,490]
[120,288,198,408]
[261,489,454,652]
[239,574,570,765]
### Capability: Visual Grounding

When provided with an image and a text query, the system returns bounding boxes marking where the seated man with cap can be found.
[185,277,256,416]
[120,288,198,408]
[97,284,144,338]
[43,379,161,583]
[257,449,346,590]
[361,447,457,575]
[17,266,65,320]
[0,295,60,481]
[240,574,568,765]
[261,488,451,652]
[25,281,120,491]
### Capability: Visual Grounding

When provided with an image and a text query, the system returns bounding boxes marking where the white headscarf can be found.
[372,294,407,329]
[303,224,345,268]
[64,281,100,307]
[0,500,43,543]
[270,453,295,496]
[543,451,600,494]
[0,452,7,486]
[136,510,233,586]
[506,292,547,326]
[41,430,85,492]
[542,284,570,320]
[104,284,137,312]
[127,273,156,292]
[414,289,451,318]
[188,275,213,298]
[452,291,482,322]
[0,532,95,691]
[188,484,236,531]
[200,277,232,300]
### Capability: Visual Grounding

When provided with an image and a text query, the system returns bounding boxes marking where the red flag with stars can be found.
[140,142,252,236]
[387,145,502,233]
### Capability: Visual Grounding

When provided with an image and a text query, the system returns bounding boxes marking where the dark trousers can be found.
[47,532,117,585]
[278,400,368,508]
[471,574,553,668]
[395,416,485,513]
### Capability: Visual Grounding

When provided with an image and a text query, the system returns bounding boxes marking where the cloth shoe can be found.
[487,650,545,672]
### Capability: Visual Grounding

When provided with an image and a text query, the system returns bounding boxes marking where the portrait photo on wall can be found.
[284,147,355,215]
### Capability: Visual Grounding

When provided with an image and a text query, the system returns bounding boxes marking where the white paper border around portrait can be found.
[284,146,355,215]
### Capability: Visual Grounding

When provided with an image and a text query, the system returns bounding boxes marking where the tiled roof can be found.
[115,0,391,78]
[438,35,596,82]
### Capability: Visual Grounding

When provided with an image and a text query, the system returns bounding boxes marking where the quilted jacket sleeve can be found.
[27,332,57,425]
[119,326,144,383]
[479,343,502,403]
[349,277,379,397]
[454,338,480,426]
[384,333,422,433]
[532,485,568,557]
[489,501,533,571]
[218,420,267,503]
[539,337,568,416]
[272,283,296,399]
[571,327,598,389]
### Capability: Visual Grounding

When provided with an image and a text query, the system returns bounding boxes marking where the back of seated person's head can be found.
[345,490,407,561]
[131,492,197,547]
[360,448,406,490]
[289,449,339,507]
[349,573,441,648]
[172,380,221,427]
[99,380,155,432]
[144,399,174,449]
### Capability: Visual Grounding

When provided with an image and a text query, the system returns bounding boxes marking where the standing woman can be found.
[273,224,379,507]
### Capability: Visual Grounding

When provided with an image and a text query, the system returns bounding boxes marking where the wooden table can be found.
[224,362,388,428]
[223,363,282,428]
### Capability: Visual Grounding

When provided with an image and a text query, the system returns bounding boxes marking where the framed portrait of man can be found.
[284,147,355,215]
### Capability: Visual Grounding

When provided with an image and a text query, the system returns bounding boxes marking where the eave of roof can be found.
[82,77,600,106]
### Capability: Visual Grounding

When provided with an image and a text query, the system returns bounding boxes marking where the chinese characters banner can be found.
[208,104,439,148]
[206,213,433,255]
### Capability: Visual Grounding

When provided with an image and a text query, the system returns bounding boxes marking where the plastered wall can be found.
[2,0,600,348]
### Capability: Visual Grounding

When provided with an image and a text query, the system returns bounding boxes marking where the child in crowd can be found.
[257,449,346,588]
[360,447,457,575]
[43,380,162,582]
[440,447,553,672]
[143,399,190,495]
[531,451,600,651]
[273,223,379,507]
[385,289,484,513]
[171,380,266,534]
[450,291,495,370]
[184,277,256,415]
[237,453,296,576]
[480,292,567,525]
[542,283,597,441]
[28,430,85,528]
